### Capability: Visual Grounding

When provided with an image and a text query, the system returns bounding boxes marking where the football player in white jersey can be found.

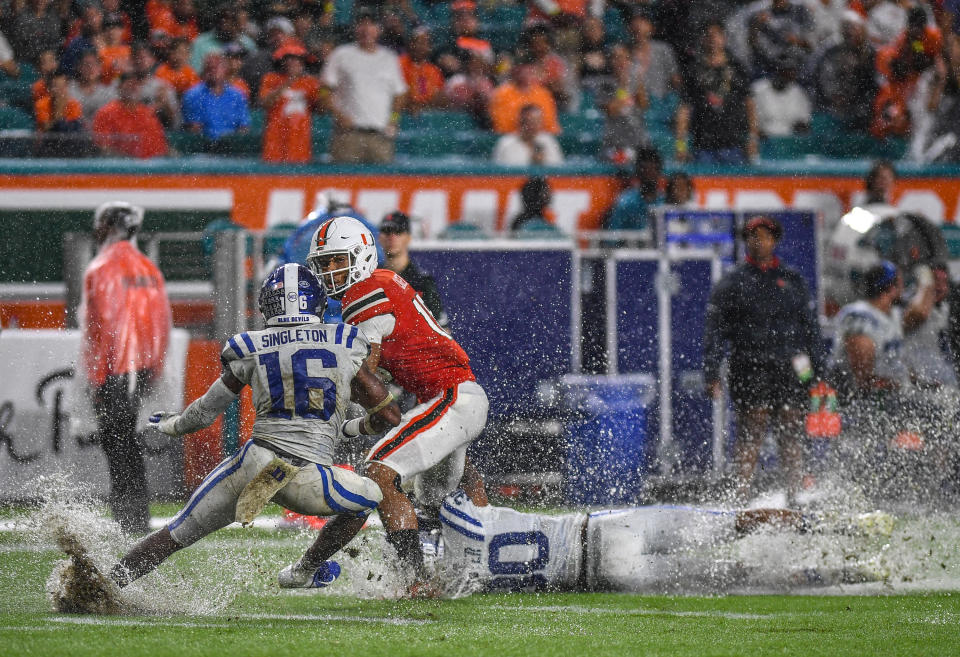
[433,491,890,594]
[54,265,402,612]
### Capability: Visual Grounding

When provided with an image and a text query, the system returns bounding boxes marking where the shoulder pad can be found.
[222,332,258,362]
[343,283,392,325]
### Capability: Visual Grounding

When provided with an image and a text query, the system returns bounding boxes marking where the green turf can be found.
[0,506,957,657]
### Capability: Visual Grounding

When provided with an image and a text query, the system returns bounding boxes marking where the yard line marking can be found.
[48,613,432,628]
[51,617,233,629]
[0,625,67,632]
[243,613,432,626]
[499,604,774,620]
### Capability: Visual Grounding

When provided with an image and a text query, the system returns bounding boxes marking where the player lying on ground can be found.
[55,265,401,611]
[429,491,893,593]
[306,216,489,595]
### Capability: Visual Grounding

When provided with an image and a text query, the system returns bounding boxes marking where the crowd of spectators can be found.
[0,0,959,164]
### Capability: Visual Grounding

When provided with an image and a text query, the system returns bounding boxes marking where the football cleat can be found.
[278,560,341,589]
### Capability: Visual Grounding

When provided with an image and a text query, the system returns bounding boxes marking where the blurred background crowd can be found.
[1,0,959,166]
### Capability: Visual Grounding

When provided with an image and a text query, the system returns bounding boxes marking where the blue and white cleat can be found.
[278,560,341,589]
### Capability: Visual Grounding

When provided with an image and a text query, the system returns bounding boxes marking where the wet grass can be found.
[0,509,957,657]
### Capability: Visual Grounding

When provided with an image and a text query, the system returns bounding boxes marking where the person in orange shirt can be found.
[400,27,445,112]
[99,14,132,83]
[34,70,84,132]
[155,37,200,96]
[93,72,169,158]
[81,200,171,533]
[872,6,942,138]
[147,0,199,41]
[489,61,561,134]
[31,48,59,105]
[259,43,322,163]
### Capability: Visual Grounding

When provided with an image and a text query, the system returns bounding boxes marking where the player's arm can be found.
[150,369,245,436]
[342,364,402,437]
[364,342,382,373]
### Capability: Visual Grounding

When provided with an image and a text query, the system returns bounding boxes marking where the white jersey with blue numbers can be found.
[221,321,369,464]
[438,491,586,591]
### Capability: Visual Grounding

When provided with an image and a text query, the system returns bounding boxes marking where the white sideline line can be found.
[0,514,383,533]
[0,625,66,632]
[47,613,431,628]
[499,604,773,621]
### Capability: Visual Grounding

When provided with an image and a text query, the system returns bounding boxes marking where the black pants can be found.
[94,371,151,533]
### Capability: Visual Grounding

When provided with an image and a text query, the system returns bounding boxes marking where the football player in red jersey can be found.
[307,216,489,594]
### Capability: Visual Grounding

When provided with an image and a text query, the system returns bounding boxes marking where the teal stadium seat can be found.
[513,218,567,240]
[0,106,34,130]
[441,222,486,240]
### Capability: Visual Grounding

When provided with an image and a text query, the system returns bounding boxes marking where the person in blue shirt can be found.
[275,195,385,322]
[606,146,666,236]
[181,54,250,140]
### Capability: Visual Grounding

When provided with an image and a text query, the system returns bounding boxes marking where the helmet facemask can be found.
[306,217,378,298]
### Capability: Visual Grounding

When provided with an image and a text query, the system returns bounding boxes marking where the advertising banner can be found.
[1,172,959,234]
[0,329,189,500]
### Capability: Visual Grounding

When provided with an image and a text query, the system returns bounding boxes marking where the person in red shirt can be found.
[92,72,169,158]
[155,37,200,97]
[400,27,445,112]
[259,43,322,163]
[307,216,489,596]
[81,201,172,533]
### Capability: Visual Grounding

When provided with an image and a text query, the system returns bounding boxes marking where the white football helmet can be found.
[306,216,378,297]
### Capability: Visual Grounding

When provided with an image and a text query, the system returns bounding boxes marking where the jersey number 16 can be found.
[258,348,337,420]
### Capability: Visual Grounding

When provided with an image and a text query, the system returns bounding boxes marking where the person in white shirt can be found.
[321,9,408,164]
[492,103,563,166]
[750,57,811,137]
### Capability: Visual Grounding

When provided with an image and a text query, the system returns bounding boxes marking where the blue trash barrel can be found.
[560,374,656,505]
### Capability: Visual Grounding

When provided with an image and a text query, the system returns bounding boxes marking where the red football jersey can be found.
[341,269,474,401]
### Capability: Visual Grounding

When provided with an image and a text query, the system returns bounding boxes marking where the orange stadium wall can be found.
[2,172,960,231]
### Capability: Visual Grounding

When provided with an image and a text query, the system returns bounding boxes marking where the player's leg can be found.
[412,446,466,512]
[365,381,488,584]
[459,456,489,507]
[365,461,422,574]
[109,440,265,586]
[276,464,382,587]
